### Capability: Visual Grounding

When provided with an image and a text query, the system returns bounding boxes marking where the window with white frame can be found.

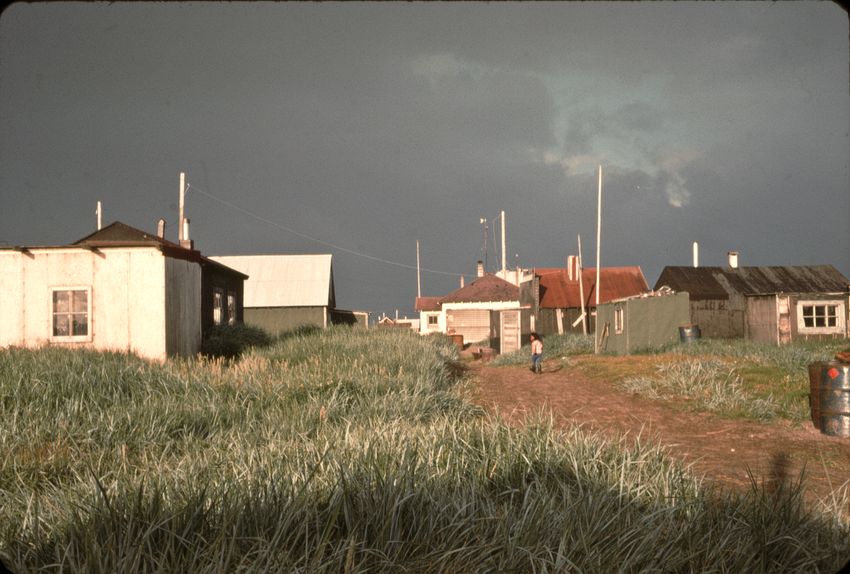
[427,314,439,327]
[614,306,624,334]
[51,287,91,341]
[797,300,844,334]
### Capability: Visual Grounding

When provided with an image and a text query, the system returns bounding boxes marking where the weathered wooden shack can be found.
[654,265,850,342]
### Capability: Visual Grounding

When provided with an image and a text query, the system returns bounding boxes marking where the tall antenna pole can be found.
[416,240,421,299]
[594,164,602,353]
[480,218,488,272]
[96,201,102,230]
[501,210,506,275]
[178,172,186,242]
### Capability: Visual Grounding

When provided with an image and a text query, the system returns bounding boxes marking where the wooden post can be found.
[178,172,186,242]
[578,234,587,335]
[594,165,602,353]
[416,240,421,299]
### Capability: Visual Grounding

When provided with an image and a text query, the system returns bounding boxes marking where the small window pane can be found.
[72,291,87,313]
[213,290,223,326]
[227,293,237,326]
[826,306,837,327]
[72,314,88,336]
[53,315,70,336]
[53,291,70,313]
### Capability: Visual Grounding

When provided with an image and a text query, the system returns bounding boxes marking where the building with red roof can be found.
[415,261,528,346]
[534,258,649,335]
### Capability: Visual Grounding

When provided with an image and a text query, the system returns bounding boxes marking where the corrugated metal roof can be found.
[654,266,850,300]
[440,274,520,304]
[210,254,334,308]
[537,266,648,309]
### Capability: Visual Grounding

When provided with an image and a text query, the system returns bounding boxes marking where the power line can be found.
[186,183,467,277]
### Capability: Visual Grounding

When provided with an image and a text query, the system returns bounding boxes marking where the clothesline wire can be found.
[186,183,468,278]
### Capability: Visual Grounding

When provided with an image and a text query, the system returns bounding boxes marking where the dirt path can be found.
[469,359,850,505]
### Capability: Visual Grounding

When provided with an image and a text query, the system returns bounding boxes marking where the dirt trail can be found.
[469,359,850,504]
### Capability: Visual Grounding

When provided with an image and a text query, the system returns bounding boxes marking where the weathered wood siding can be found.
[746,295,778,344]
[538,308,593,336]
[689,296,747,339]
[165,257,202,357]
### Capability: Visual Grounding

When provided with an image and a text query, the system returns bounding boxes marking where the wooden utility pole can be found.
[178,172,186,242]
[500,210,506,274]
[594,165,602,353]
[416,240,421,299]
[578,234,587,335]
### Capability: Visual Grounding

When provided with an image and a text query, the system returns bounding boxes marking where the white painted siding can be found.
[0,254,25,347]
[0,247,188,361]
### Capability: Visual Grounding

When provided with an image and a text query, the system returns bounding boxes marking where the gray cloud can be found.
[1,2,847,315]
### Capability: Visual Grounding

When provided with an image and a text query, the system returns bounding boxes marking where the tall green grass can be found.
[1,328,848,572]
[654,337,847,372]
[621,338,849,422]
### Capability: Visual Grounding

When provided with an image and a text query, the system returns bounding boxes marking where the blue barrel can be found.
[811,362,850,438]
[678,324,701,343]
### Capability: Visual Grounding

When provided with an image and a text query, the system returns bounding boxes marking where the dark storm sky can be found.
[1,2,847,317]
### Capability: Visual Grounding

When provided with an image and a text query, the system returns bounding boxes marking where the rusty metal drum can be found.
[810,361,850,438]
[678,325,701,343]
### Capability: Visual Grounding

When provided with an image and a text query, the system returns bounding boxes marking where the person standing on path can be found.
[530,332,543,374]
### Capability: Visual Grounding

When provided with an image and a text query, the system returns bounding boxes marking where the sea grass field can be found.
[1,327,849,572]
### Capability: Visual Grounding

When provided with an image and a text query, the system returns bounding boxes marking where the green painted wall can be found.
[598,293,690,355]
[244,307,326,335]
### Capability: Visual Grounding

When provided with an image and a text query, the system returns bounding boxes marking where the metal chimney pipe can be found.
[477,260,484,277]
[728,251,739,269]
[180,219,194,250]
[157,219,166,239]
[567,255,579,281]
[693,242,699,268]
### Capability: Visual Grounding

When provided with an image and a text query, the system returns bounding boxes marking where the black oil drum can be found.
[678,325,701,344]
